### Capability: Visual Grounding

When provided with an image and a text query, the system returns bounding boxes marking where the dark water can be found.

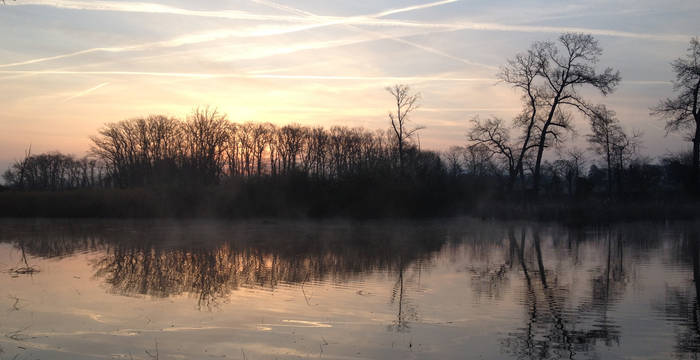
[0,219,698,360]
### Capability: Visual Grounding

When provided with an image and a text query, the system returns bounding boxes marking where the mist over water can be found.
[0,218,698,359]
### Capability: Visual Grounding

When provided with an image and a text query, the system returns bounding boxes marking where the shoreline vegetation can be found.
[1,181,698,224]
[2,33,700,224]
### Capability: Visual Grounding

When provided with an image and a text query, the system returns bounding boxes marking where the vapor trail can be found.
[0,70,496,82]
[63,82,110,102]
[9,0,689,43]
[250,0,495,69]
[1,0,462,68]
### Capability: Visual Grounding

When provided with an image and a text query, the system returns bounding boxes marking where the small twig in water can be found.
[5,326,33,341]
[7,294,22,312]
[145,339,159,360]
[8,266,39,276]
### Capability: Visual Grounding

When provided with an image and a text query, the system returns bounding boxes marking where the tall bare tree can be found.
[498,49,543,188]
[587,105,623,197]
[651,37,700,187]
[386,84,422,173]
[506,33,620,195]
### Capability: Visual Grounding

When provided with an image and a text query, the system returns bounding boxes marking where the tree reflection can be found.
[654,228,700,358]
[501,227,627,359]
[4,220,700,357]
[0,221,447,310]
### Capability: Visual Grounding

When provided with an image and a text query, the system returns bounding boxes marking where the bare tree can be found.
[513,33,621,195]
[553,148,586,197]
[386,84,422,173]
[499,49,544,188]
[467,116,517,182]
[587,105,623,197]
[651,37,700,187]
[182,107,230,184]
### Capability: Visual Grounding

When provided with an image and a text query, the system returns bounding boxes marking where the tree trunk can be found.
[606,145,612,198]
[693,121,700,191]
[532,130,547,196]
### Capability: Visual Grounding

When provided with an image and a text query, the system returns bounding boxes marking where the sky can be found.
[0,0,699,171]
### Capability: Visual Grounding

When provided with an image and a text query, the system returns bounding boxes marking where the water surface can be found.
[0,219,698,359]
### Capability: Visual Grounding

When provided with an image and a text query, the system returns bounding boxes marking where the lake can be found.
[0,218,698,359]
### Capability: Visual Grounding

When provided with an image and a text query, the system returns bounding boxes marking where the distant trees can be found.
[587,105,641,196]
[2,151,103,191]
[501,33,621,195]
[651,37,700,188]
[90,115,182,187]
[84,108,440,188]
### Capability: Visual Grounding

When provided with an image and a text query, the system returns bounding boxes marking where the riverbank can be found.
[1,185,696,224]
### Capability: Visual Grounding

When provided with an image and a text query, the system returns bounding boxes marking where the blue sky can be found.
[0,0,698,171]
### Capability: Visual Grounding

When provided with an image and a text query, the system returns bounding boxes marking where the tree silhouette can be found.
[504,33,620,195]
[386,84,422,173]
[587,104,641,197]
[651,37,700,189]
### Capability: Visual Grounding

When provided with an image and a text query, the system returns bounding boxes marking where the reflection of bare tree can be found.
[654,228,700,357]
[502,227,627,360]
[388,260,421,333]
[6,219,696,357]
[0,221,448,310]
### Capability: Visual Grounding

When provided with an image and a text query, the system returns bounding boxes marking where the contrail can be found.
[250,0,496,69]
[63,82,110,102]
[10,0,690,43]
[0,0,460,68]
[445,21,690,43]
[10,0,312,22]
[373,0,460,17]
[0,69,496,82]
[1,0,689,70]
[0,23,343,68]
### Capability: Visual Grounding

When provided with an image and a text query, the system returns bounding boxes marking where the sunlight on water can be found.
[0,219,698,359]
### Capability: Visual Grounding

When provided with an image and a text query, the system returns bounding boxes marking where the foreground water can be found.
[0,219,698,359]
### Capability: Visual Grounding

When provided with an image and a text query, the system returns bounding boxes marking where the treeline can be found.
[2,105,453,218]
[3,108,443,189]
[2,151,104,191]
[86,108,432,188]
[1,32,699,220]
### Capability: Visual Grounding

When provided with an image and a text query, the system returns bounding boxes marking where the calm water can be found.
[0,219,698,360]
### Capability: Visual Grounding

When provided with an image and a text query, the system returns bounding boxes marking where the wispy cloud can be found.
[63,82,110,102]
